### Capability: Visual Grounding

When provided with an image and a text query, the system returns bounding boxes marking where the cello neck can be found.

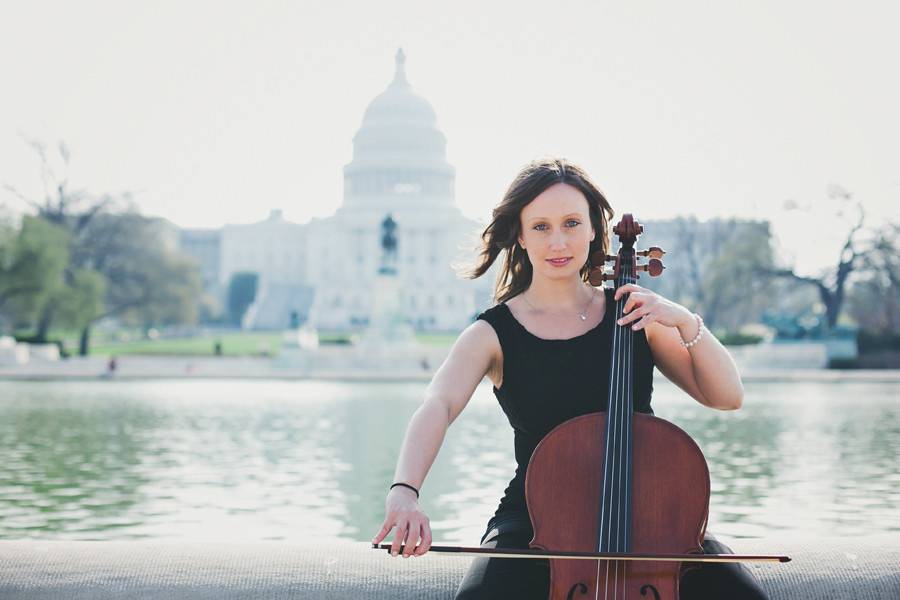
[598,246,638,553]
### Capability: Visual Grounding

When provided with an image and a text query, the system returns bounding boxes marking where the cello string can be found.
[614,278,621,550]
[615,273,627,569]
[600,273,625,600]
[628,264,635,545]
[619,262,634,598]
[598,288,615,597]
[627,264,636,599]
[596,283,608,600]
[616,266,631,598]
[600,278,621,600]
[624,348,629,597]
[615,276,625,598]
[614,270,631,598]
[621,264,633,599]
[602,256,636,599]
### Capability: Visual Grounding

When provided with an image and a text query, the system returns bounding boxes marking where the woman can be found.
[372,158,768,599]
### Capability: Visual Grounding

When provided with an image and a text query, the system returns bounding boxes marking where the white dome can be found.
[361,56,438,127]
[350,49,449,165]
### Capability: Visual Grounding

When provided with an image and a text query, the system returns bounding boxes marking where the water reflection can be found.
[0,394,153,538]
[0,378,897,543]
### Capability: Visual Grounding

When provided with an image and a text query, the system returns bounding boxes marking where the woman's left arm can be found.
[614,283,743,411]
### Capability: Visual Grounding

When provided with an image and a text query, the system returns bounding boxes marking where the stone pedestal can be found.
[354,274,424,371]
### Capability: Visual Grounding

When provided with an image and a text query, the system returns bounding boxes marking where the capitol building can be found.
[179,49,492,332]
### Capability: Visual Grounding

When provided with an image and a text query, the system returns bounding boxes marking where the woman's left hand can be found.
[614,284,693,331]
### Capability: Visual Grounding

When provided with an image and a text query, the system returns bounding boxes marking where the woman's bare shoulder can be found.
[465,318,501,355]
[467,319,502,387]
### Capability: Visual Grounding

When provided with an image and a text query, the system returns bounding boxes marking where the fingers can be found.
[384,518,430,558]
[372,519,393,545]
[414,520,433,556]
[617,305,648,327]
[375,506,431,558]
[390,521,408,557]
[622,292,647,315]
[402,516,431,557]
[614,283,644,301]
[403,519,421,557]
[631,313,656,331]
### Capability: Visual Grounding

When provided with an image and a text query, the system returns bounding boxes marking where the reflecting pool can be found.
[0,378,897,544]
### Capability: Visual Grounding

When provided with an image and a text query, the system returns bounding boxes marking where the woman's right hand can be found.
[372,486,433,557]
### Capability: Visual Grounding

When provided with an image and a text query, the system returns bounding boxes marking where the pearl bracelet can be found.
[680,313,704,348]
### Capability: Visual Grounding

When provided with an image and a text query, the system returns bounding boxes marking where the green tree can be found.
[3,138,128,341]
[118,253,201,332]
[55,268,106,340]
[0,216,70,329]
[227,272,258,327]
[74,212,201,354]
[4,139,203,353]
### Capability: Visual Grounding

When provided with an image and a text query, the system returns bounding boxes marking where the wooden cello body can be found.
[525,214,711,600]
[527,414,709,599]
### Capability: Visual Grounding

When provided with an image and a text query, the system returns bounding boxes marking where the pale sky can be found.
[1,0,897,275]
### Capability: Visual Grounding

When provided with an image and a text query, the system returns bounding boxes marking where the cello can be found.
[526,213,707,599]
[374,213,789,596]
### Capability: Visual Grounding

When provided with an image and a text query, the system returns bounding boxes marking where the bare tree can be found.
[847,223,900,334]
[653,217,774,331]
[671,216,706,312]
[2,137,131,232]
[2,136,134,342]
[764,186,866,331]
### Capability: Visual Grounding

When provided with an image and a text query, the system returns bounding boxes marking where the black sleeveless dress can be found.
[477,286,654,538]
[454,286,769,600]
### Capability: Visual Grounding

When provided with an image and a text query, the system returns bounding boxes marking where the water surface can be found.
[0,378,896,543]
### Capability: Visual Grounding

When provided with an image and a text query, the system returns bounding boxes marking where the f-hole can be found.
[640,584,661,599]
[566,582,588,599]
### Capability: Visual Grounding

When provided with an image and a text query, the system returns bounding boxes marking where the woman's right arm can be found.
[371,319,500,558]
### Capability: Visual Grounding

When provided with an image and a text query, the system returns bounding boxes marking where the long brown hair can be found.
[465,157,614,304]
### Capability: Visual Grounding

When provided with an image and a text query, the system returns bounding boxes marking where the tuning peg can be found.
[590,251,617,265]
[636,246,665,259]
[637,259,665,277]
[588,266,621,285]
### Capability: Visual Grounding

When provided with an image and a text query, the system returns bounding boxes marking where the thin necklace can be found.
[521,286,596,321]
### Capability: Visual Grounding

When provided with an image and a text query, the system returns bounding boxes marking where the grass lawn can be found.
[90,332,286,357]
[88,330,458,357]
[415,332,458,346]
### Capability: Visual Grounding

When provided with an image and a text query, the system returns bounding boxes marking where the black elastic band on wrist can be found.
[390,482,419,498]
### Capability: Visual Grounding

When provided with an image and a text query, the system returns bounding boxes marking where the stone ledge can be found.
[1,537,898,599]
